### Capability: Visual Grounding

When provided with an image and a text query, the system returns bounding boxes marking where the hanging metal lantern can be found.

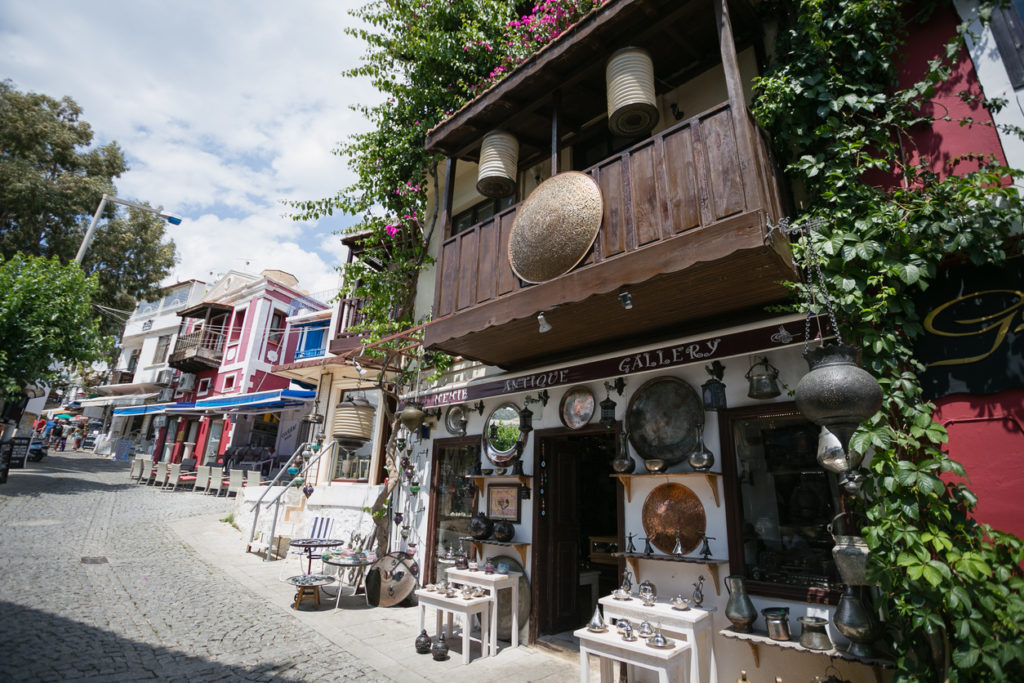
[816,426,864,474]
[600,394,617,428]
[701,360,728,411]
[745,357,781,399]
[795,343,882,454]
[400,401,426,433]
[519,404,533,436]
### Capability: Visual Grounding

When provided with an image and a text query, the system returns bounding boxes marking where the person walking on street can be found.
[52,421,65,451]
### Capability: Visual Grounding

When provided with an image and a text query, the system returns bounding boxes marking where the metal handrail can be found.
[246,440,338,560]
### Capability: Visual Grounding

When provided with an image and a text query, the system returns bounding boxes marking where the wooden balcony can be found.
[328,296,368,355]
[423,103,795,369]
[167,329,224,374]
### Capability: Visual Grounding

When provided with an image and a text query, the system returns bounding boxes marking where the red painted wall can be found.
[934,388,1024,541]
[898,5,1008,178]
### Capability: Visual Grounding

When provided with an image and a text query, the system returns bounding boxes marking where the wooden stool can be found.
[285,574,335,610]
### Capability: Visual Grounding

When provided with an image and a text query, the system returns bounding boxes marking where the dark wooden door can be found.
[539,438,581,634]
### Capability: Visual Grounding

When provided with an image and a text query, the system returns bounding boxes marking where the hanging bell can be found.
[745,357,781,399]
[588,605,606,631]
[671,531,684,556]
[400,401,426,432]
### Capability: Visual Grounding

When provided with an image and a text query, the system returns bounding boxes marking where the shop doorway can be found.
[424,437,480,584]
[533,427,622,640]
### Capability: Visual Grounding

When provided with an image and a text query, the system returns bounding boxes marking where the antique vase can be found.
[724,576,757,633]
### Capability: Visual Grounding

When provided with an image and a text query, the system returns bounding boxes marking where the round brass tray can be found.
[626,376,702,467]
[508,172,603,283]
[641,482,706,555]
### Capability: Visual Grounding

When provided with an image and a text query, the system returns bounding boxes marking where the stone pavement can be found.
[0,450,584,682]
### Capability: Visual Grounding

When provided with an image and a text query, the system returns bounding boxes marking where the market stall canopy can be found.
[93,382,163,397]
[78,393,158,408]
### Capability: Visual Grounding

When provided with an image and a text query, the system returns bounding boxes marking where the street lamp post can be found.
[74,193,183,264]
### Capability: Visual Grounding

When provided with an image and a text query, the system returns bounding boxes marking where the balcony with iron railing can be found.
[167,329,225,374]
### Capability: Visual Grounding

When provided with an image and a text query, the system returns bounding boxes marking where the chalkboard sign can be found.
[0,437,30,483]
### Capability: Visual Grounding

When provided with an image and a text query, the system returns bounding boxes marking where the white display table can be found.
[415,588,491,665]
[599,595,717,683]
[446,567,521,654]
[574,626,692,683]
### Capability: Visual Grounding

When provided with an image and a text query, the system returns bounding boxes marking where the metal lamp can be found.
[519,404,533,436]
[701,360,728,411]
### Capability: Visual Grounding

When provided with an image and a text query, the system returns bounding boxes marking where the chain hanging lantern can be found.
[787,219,882,490]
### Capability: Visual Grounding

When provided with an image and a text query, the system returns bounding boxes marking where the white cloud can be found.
[0,0,378,294]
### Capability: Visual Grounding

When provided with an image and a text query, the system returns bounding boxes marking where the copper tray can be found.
[641,483,706,555]
[365,552,419,608]
[626,376,702,466]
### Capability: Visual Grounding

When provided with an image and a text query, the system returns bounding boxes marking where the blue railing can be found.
[293,345,327,360]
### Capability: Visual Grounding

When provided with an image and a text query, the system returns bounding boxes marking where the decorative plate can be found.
[508,172,604,283]
[559,386,595,430]
[641,482,706,555]
[445,404,467,435]
[626,376,702,467]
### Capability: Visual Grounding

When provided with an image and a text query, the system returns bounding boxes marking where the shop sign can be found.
[419,317,821,408]
[915,260,1024,399]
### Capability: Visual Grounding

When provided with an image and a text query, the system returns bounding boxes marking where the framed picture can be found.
[487,484,521,522]
[560,385,595,430]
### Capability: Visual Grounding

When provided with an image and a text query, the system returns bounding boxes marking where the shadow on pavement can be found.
[0,599,302,681]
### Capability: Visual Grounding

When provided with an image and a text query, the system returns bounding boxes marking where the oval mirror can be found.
[484,402,521,465]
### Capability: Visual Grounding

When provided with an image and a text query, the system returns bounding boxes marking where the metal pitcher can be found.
[828,513,869,585]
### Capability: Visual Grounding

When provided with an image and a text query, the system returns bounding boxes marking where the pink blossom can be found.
[385,224,399,237]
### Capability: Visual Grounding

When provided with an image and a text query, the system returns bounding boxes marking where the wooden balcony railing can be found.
[432,101,783,320]
[167,329,224,371]
[328,296,368,355]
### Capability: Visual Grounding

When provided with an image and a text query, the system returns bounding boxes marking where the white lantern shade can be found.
[606,47,659,137]
[332,397,374,443]
[476,130,519,198]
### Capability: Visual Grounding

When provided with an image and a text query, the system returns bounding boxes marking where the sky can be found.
[0,0,378,300]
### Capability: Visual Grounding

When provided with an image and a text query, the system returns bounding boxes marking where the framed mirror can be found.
[484,402,521,465]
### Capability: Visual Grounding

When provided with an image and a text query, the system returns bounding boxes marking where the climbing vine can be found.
[754,1,1024,679]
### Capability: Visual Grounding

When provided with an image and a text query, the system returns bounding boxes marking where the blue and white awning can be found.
[113,402,197,417]
[194,389,314,415]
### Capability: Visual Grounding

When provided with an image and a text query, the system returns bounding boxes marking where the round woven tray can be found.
[508,172,603,283]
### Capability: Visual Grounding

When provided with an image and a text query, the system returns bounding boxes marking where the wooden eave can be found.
[423,211,795,370]
[177,301,232,319]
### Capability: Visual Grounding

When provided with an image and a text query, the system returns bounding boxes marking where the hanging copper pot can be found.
[795,343,882,454]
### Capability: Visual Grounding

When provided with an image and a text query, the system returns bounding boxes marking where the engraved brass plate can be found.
[641,483,706,555]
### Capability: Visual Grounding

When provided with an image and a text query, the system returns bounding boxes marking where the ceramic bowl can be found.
[644,458,666,473]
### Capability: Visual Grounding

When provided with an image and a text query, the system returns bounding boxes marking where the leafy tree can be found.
[0,80,176,336]
[0,253,108,403]
[754,0,1024,679]
[292,0,602,554]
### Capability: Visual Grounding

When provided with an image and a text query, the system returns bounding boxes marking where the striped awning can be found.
[193,389,314,415]
[113,402,197,417]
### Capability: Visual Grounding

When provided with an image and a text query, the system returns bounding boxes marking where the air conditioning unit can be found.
[156,369,174,386]
[157,388,174,402]
[176,373,196,392]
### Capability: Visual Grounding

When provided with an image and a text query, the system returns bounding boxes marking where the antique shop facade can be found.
[393,0,877,680]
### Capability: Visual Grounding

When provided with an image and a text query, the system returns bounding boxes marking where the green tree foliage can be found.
[0,253,107,402]
[0,80,176,335]
[754,1,1024,678]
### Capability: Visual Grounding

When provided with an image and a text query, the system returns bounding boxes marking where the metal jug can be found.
[745,357,781,399]
[828,513,869,585]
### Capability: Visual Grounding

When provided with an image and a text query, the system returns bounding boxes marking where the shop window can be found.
[332,390,380,481]
[152,335,171,364]
[425,440,480,583]
[719,404,842,604]
[451,194,516,237]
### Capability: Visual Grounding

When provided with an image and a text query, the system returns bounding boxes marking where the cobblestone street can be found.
[0,451,392,682]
